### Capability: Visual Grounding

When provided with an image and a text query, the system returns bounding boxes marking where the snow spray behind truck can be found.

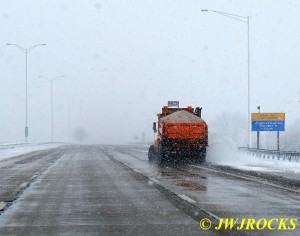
[148,102,208,164]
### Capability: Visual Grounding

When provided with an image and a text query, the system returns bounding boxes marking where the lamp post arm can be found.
[202,9,249,23]
[7,43,46,54]
[27,43,46,53]
[38,75,65,83]
[38,76,51,83]
[7,44,26,53]
[210,10,248,19]
[212,11,248,23]
[52,75,65,82]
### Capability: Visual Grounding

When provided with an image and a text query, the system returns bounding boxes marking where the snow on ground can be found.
[207,138,300,175]
[0,143,66,161]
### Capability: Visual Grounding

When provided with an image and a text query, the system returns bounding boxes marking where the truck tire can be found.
[148,145,155,162]
[199,148,206,163]
[156,144,164,165]
[195,148,206,164]
[199,156,206,164]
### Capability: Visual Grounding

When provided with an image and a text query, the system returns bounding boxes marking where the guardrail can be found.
[238,147,300,162]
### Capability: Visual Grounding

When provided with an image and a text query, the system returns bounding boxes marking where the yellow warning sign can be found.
[251,113,285,121]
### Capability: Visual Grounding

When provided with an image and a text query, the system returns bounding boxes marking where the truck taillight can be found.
[163,106,168,111]
[187,106,192,111]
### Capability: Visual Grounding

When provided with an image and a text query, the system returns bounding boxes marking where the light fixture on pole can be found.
[201,9,251,148]
[7,43,46,142]
[38,75,65,143]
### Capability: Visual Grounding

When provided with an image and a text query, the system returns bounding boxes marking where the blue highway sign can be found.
[252,121,285,132]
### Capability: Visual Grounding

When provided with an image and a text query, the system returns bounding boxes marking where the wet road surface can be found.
[0,146,212,236]
[0,144,299,235]
[0,147,67,202]
[106,145,300,235]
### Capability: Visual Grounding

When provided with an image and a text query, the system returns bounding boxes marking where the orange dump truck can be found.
[148,103,208,164]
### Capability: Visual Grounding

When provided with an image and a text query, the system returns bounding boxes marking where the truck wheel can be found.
[156,144,164,165]
[199,156,206,164]
[198,148,206,164]
[195,148,206,164]
[148,145,155,162]
[156,153,163,165]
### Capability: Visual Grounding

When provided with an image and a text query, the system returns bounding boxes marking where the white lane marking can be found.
[20,182,28,189]
[133,169,141,173]
[206,211,221,221]
[190,165,300,194]
[178,194,196,203]
[149,178,159,183]
[177,194,222,221]
[0,202,6,211]
[111,151,225,223]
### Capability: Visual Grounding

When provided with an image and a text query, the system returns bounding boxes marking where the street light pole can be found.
[25,52,28,140]
[247,16,251,148]
[50,80,53,143]
[201,10,251,148]
[7,43,46,142]
[38,76,65,143]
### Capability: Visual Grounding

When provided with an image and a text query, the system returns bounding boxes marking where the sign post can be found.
[277,131,280,151]
[257,106,260,149]
[251,112,285,150]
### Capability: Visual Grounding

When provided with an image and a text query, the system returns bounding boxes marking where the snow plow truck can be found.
[148,102,208,164]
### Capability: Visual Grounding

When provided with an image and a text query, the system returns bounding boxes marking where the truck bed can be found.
[163,123,207,140]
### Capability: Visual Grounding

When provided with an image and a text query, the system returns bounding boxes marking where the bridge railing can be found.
[238,147,300,162]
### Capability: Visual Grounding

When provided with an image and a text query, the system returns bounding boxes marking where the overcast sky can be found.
[0,0,299,145]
